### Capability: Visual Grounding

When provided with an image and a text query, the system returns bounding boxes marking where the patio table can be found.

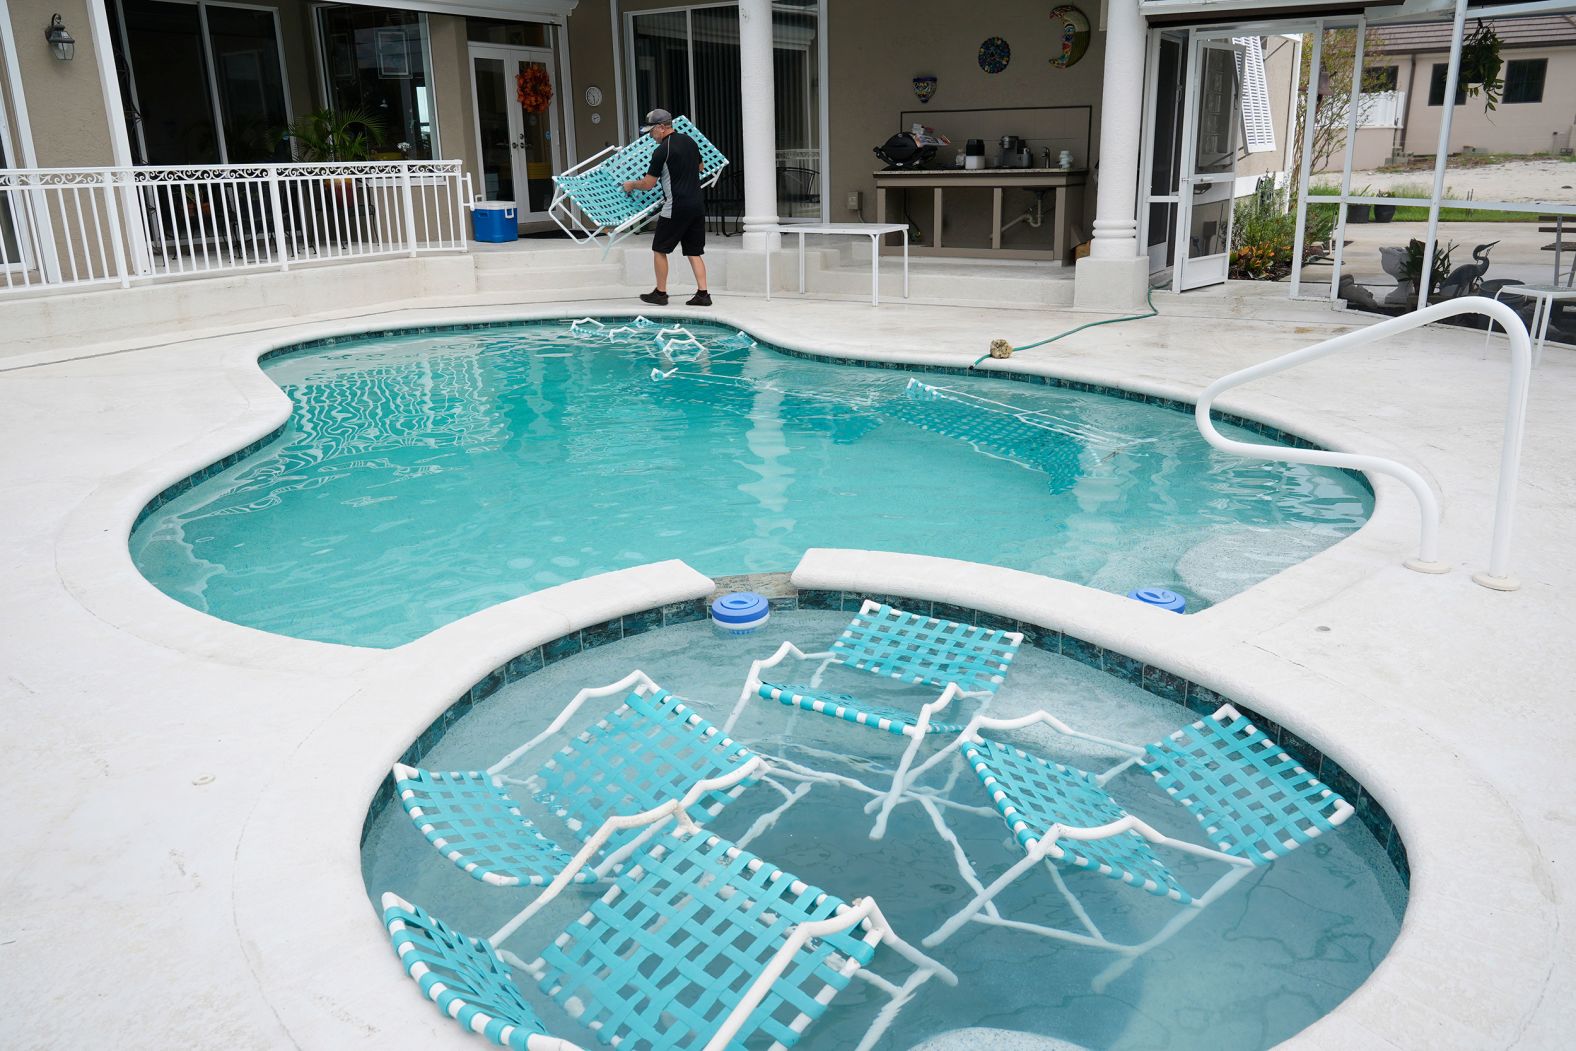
[764,223,909,306]
[1487,283,1576,365]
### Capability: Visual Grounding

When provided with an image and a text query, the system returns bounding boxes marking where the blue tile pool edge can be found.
[131,315,1377,534]
[362,587,1409,900]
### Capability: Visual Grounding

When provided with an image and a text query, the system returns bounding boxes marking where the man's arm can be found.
[623,142,667,194]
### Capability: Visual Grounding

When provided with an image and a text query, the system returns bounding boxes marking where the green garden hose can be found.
[971,286,1159,369]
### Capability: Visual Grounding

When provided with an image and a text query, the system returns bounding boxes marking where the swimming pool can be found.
[130,319,1372,647]
[361,608,1405,1050]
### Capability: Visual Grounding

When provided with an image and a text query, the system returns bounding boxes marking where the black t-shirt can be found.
[646,132,703,218]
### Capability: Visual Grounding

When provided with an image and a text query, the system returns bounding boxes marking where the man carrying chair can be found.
[622,108,712,307]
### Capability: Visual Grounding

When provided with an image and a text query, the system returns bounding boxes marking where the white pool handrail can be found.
[1194,295,1532,591]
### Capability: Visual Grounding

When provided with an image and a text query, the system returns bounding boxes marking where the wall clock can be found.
[584,85,603,107]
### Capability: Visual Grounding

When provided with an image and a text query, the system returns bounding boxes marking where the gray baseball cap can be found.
[640,108,674,133]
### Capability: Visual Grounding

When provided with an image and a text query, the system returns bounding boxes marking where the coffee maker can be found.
[998,135,1032,168]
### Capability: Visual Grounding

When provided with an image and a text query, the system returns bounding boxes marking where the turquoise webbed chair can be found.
[383,814,957,1051]
[393,671,763,913]
[722,600,1024,840]
[549,116,728,255]
[900,702,1354,989]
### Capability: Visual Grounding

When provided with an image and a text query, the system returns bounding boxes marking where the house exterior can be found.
[4,0,1512,311]
[1338,13,1576,170]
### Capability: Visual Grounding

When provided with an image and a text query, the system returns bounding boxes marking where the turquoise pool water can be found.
[361,611,1405,1050]
[130,319,1372,647]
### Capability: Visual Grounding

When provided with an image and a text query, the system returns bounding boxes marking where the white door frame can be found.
[467,42,562,222]
[1174,37,1244,291]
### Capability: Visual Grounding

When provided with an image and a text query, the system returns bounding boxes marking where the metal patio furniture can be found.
[723,600,1023,839]
[548,116,727,256]
[382,811,956,1051]
[392,670,765,921]
[895,703,1353,989]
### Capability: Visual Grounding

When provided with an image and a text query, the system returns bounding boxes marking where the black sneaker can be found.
[686,290,713,307]
[639,289,669,306]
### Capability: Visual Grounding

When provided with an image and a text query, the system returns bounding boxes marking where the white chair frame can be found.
[891,706,1352,990]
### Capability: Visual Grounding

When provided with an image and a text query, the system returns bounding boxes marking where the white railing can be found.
[0,160,470,296]
[1195,296,1532,591]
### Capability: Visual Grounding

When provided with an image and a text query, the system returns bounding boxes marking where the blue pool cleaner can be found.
[1128,587,1186,613]
[711,591,771,635]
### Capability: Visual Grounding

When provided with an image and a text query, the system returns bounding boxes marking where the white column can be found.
[1074,0,1150,310]
[86,0,151,273]
[739,0,779,252]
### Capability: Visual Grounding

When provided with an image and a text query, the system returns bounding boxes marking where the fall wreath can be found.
[516,67,553,113]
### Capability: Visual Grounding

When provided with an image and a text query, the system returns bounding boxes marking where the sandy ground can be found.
[1351,157,1576,204]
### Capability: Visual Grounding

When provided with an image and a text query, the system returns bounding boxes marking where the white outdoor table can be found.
[1487,283,1576,365]
[764,223,909,306]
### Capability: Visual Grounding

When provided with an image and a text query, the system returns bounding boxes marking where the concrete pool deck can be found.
[1,281,1572,1049]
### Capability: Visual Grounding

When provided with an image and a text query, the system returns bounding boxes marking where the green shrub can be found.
[1229,191,1334,281]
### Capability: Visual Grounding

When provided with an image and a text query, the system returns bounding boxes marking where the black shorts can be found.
[652,209,706,256]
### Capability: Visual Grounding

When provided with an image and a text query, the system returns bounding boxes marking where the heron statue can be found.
[1436,240,1498,299]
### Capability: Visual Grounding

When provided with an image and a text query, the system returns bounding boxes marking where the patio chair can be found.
[721,600,1023,840]
[548,116,728,256]
[382,812,957,1051]
[393,670,765,926]
[904,703,1353,989]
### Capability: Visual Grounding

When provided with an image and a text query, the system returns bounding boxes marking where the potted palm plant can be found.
[283,109,391,249]
[285,108,389,162]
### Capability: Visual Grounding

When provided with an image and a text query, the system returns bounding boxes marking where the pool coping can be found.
[45,301,1555,1049]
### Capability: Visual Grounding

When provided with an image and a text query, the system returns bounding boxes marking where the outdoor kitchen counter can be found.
[873,168,1088,263]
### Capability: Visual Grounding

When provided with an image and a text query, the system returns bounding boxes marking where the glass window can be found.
[1364,65,1399,92]
[317,7,436,159]
[628,3,822,219]
[115,0,290,165]
[1503,58,1546,104]
[1427,63,1466,106]
[121,0,221,164]
[631,11,691,130]
[206,5,290,162]
[466,18,548,48]
[0,128,23,268]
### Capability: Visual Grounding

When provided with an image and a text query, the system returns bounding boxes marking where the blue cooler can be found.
[471,201,518,243]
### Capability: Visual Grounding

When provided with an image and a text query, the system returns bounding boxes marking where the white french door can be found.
[1175,40,1243,291]
[469,44,562,222]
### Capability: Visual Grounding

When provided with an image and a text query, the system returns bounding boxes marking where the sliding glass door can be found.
[115,0,291,164]
[627,1,822,221]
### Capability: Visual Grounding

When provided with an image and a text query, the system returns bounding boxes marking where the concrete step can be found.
[474,262,628,294]
[471,243,621,270]
[465,287,649,307]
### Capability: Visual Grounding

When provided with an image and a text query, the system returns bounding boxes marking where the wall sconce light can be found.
[45,14,75,62]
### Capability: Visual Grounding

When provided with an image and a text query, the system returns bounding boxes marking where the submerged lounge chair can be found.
[548,116,728,255]
[723,600,1024,839]
[383,810,956,1051]
[392,670,763,924]
[900,703,1353,989]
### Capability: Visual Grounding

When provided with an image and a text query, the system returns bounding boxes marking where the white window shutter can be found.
[1234,36,1277,155]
